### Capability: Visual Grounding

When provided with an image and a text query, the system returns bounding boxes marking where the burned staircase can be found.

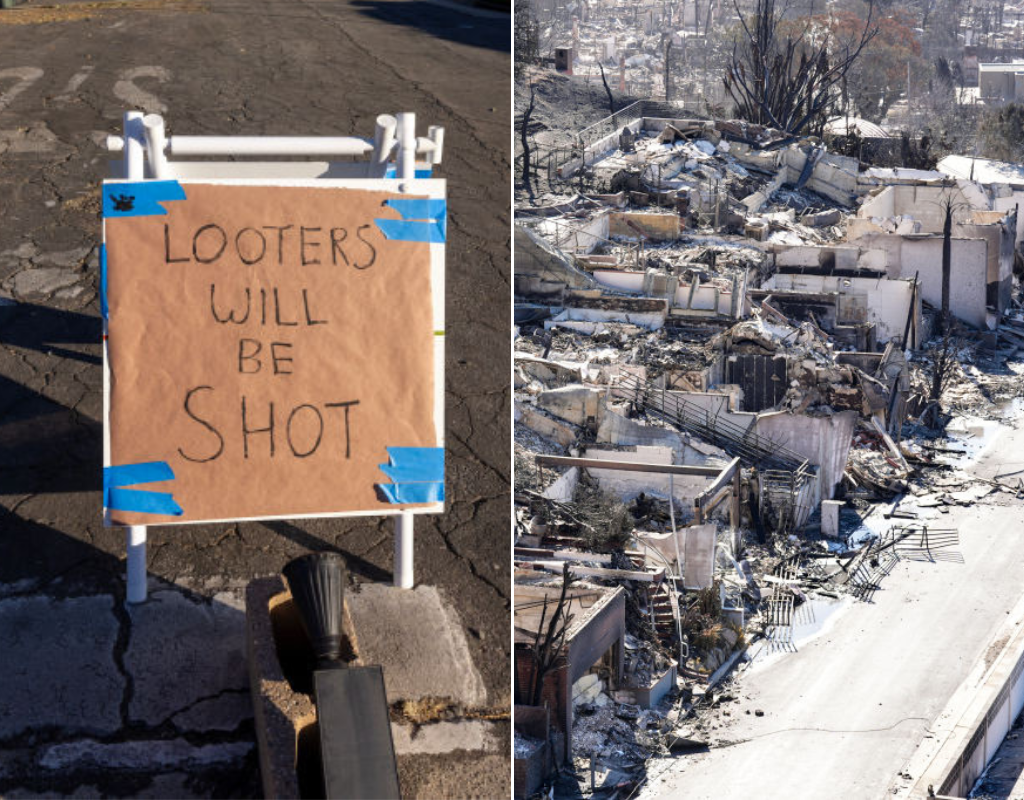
[648,581,678,649]
[613,372,815,536]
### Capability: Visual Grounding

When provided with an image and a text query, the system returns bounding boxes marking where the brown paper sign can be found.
[103,182,440,525]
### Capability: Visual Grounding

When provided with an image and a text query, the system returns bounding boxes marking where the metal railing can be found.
[612,372,808,472]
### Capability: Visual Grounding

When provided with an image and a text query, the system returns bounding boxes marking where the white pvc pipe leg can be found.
[142,113,169,179]
[122,112,148,607]
[396,112,416,180]
[394,511,414,588]
[126,525,147,603]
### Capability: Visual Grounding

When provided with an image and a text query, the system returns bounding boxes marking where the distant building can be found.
[978,61,1024,105]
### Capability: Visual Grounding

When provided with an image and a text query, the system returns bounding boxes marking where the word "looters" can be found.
[163,222,377,269]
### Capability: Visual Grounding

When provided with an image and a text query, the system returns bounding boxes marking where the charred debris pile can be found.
[513,109,1024,799]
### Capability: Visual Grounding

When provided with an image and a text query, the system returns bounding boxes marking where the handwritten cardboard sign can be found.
[102,180,444,526]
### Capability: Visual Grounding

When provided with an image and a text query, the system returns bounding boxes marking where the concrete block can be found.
[805,208,842,228]
[246,577,501,800]
[126,589,249,726]
[245,576,349,800]
[0,595,122,738]
[347,583,487,707]
[390,720,501,755]
[821,500,844,538]
[402,752,510,800]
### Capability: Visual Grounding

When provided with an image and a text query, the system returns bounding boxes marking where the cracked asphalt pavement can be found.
[0,0,510,795]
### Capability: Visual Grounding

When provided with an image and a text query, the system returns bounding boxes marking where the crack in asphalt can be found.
[110,592,137,730]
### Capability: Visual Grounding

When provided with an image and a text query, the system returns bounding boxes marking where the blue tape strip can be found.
[103,461,181,516]
[99,243,108,320]
[378,464,444,482]
[384,166,433,178]
[102,180,186,218]
[107,487,183,516]
[379,482,444,504]
[377,447,444,502]
[104,461,175,489]
[385,447,444,473]
[385,198,447,219]
[374,219,445,244]
[374,197,446,244]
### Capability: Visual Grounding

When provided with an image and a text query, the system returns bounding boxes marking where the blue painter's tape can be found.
[385,198,447,219]
[374,219,445,244]
[384,447,444,475]
[102,180,186,218]
[103,460,181,516]
[377,447,444,503]
[378,464,442,482]
[104,460,175,489]
[374,196,446,244]
[379,482,444,504]
[99,243,108,320]
[107,487,183,516]
[384,166,433,178]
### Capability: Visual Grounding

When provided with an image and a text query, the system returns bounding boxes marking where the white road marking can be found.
[112,66,171,115]
[0,67,44,115]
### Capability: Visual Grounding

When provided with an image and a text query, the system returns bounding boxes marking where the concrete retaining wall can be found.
[608,211,680,242]
[767,273,917,343]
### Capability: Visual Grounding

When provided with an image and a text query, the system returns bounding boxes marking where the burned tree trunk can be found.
[519,83,536,198]
[527,564,574,707]
[599,62,615,115]
[664,38,673,102]
[723,0,878,134]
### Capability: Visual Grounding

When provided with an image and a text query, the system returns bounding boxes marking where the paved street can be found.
[639,411,1024,799]
[0,0,509,796]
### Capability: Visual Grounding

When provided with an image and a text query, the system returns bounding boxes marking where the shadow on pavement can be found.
[0,303,102,492]
[351,0,509,52]
[264,519,394,583]
[0,374,101,494]
[0,303,100,365]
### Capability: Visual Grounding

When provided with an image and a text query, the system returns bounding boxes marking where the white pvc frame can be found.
[104,111,445,602]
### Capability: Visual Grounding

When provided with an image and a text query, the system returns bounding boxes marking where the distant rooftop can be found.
[938,154,1024,186]
[824,116,890,139]
[979,61,1024,72]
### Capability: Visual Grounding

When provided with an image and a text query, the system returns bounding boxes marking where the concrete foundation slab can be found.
[38,739,253,771]
[126,590,248,726]
[0,595,122,738]
[169,691,252,733]
[347,583,488,707]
